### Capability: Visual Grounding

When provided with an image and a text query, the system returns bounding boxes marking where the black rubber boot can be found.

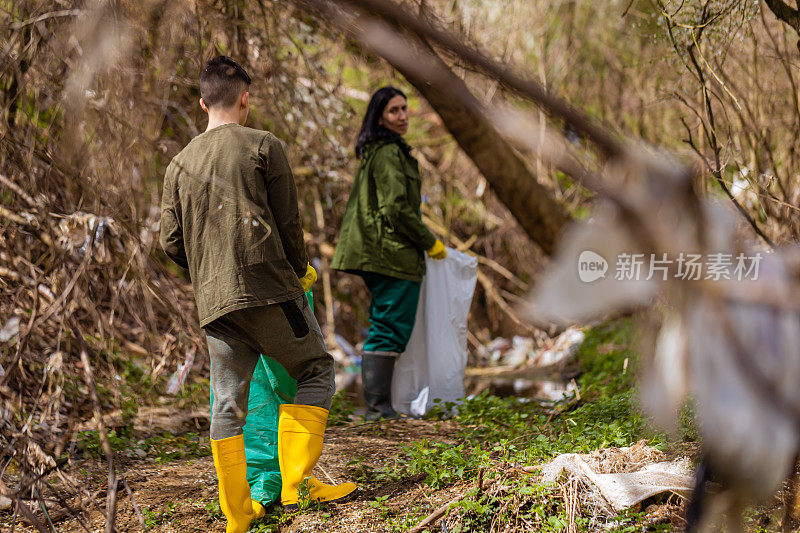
[361,352,401,421]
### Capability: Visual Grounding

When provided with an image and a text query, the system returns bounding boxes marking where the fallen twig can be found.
[0,174,37,206]
[0,204,29,226]
[122,476,147,532]
[0,477,50,533]
[407,477,495,533]
[78,344,119,533]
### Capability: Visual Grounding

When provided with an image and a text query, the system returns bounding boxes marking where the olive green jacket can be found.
[331,139,437,282]
[160,124,307,327]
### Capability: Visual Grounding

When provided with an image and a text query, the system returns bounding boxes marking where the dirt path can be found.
[6,419,464,533]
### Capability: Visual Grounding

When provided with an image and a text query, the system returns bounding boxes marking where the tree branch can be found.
[764,0,800,32]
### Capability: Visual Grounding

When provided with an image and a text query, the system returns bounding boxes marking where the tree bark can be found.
[764,0,800,33]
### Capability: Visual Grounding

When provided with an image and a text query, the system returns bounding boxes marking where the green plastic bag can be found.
[211,292,310,505]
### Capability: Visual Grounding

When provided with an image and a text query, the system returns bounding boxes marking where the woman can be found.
[332,86,446,421]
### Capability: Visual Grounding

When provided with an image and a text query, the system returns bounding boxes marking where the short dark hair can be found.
[199,56,252,109]
[355,86,407,157]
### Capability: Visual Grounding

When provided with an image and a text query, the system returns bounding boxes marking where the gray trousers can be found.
[204,296,335,440]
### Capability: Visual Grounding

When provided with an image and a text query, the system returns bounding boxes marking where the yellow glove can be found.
[427,239,447,260]
[299,263,317,292]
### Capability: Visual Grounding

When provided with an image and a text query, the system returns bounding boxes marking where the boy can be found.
[160,56,355,533]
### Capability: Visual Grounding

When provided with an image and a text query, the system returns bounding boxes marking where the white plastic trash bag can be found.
[392,248,478,416]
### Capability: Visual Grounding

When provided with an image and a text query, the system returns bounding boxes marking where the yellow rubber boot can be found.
[211,434,263,532]
[251,500,265,520]
[278,404,357,507]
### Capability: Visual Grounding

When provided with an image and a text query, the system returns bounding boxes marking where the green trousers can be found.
[360,271,422,356]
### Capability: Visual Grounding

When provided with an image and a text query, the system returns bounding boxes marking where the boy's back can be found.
[161,123,307,327]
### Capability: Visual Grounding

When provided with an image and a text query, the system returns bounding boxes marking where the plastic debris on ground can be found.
[0,316,21,343]
[536,379,579,402]
[166,346,197,395]
[538,440,693,519]
[503,336,535,367]
[468,327,586,401]
[533,327,585,366]
[55,211,122,262]
[483,337,512,363]
[475,327,585,369]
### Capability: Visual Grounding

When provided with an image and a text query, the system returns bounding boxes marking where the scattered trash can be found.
[534,327,585,366]
[479,337,512,363]
[55,211,122,262]
[537,379,579,402]
[0,316,20,343]
[476,327,585,369]
[468,327,586,400]
[166,346,196,395]
[539,440,693,515]
[503,336,535,367]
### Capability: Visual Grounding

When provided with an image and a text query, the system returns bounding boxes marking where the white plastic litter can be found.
[56,211,121,262]
[166,346,196,395]
[392,248,478,416]
[535,327,585,366]
[541,452,694,513]
[504,335,535,366]
[0,316,21,343]
[537,379,578,402]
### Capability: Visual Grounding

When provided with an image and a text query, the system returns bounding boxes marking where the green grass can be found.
[327,390,356,426]
[376,317,676,531]
[75,430,210,462]
[142,502,178,528]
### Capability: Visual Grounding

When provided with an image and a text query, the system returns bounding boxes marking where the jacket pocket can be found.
[278,298,310,338]
[382,236,422,274]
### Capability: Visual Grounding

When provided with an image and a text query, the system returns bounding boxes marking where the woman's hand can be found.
[427,240,447,260]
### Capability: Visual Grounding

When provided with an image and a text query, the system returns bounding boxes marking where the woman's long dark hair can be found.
[355,86,407,158]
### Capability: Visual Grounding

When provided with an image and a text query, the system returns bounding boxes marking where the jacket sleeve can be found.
[373,145,437,251]
[159,163,189,269]
[262,135,309,278]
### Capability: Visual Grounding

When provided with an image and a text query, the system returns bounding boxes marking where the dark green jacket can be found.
[331,139,436,282]
[160,124,307,327]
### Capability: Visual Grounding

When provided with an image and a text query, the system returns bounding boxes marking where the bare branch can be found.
[764,0,800,32]
[336,0,626,158]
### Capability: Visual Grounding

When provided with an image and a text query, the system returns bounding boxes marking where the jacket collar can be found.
[363,137,413,157]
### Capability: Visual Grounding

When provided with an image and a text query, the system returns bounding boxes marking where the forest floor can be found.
[4,318,787,532]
